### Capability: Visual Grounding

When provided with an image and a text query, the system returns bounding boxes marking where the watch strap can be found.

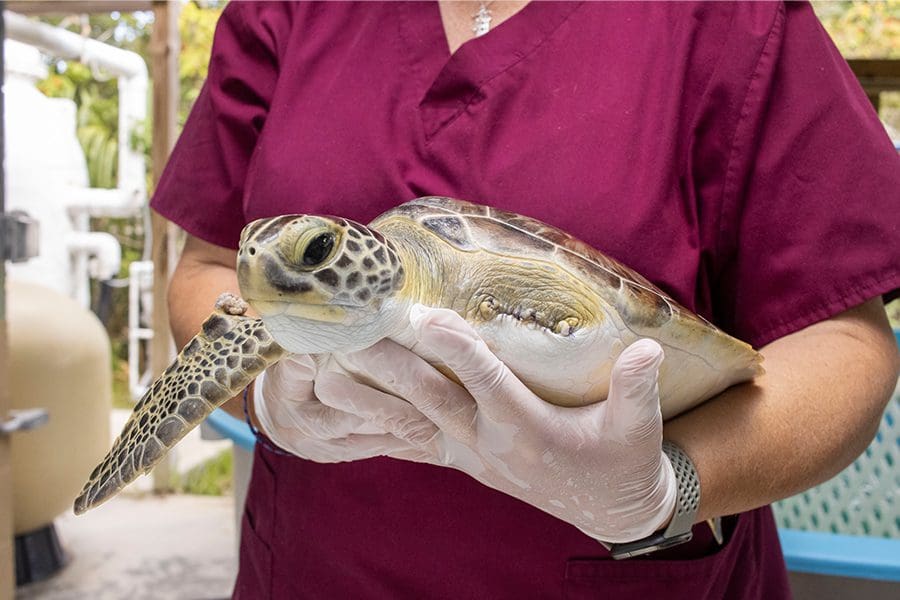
[661,440,701,537]
[608,440,700,559]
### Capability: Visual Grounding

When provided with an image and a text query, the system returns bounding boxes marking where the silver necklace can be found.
[473,2,494,37]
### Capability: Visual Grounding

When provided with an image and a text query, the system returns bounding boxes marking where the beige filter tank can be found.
[8,280,111,534]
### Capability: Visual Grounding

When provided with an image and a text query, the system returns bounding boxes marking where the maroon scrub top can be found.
[152,2,900,598]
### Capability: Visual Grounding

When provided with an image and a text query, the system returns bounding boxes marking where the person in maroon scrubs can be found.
[153,2,900,598]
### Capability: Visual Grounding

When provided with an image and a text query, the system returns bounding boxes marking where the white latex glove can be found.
[253,354,415,462]
[315,306,678,544]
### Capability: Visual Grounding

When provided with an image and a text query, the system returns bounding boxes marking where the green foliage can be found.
[36,3,225,189]
[178,1,225,125]
[812,0,900,58]
[36,11,155,188]
[171,449,234,496]
[39,60,120,188]
[888,300,900,328]
[111,355,134,410]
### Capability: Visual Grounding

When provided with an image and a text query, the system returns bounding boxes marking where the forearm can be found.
[665,299,899,523]
[167,233,247,418]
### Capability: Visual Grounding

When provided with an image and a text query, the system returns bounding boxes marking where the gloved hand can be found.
[314,305,678,543]
[253,354,416,462]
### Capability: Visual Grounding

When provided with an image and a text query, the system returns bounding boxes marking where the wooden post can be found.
[0,299,11,600]
[0,242,12,600]
[0,13,13,598]
[148,0,180,493]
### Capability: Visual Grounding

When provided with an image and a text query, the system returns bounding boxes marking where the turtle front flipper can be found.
[74,294,286,514]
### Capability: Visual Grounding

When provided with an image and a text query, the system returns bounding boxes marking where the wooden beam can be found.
[847,59,900,111]
[6,1,153,15]
[848,59,900,85]
[148,0,180,493]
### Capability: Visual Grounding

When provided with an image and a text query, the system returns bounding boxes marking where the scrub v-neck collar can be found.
[397,1,583,140]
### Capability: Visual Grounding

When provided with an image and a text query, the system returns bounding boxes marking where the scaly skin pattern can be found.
[74,294,285,514]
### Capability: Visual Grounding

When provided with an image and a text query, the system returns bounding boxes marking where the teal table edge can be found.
[206,328,900,582]
[207,408,256,452]
[777,529,900,581]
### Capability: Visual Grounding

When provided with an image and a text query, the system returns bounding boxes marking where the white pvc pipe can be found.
[128,260,154,401]
[65,187,143,219]
[4,10,148,217]
[116,73,148,207]
[4,11,147,77]
[66,231,122,307]
[66,231,122,280]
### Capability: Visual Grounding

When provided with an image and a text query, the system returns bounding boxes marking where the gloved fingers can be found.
[342,339,478,442]
[259,360,316,405]
[298,400,384,440]
[351,421,391,435]
[254,377,376,441]
[283,433,423,464]
[604,338,665,444]
[315,370,443,450]
[268,353,318,386]
[281,353,318,376]
[409,305,544,422]
[384,447,439,465]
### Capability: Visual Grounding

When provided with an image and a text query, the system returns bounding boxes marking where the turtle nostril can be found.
[248,247,256,256]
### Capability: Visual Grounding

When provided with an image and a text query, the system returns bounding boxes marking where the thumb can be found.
[278,354,318,380]
[261,354,317,402]
[604,339,664,443]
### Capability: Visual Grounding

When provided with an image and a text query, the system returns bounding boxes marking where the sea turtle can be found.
[74,196,762,516]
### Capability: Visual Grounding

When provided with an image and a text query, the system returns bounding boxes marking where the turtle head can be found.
[237,215,406,353]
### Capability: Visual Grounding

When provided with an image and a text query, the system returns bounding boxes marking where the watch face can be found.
[609,531,694,560]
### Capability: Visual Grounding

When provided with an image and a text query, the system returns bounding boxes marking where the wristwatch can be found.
[608,440,701,560]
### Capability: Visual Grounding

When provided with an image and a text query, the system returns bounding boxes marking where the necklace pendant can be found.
[473,4,492,37]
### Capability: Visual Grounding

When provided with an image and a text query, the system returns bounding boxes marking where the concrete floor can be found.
[789,572,899,600]
[15,494,237,600]
[13,409,239,599]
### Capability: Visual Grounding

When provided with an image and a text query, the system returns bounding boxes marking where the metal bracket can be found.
[0,409,49,436]
[1,210,39,263]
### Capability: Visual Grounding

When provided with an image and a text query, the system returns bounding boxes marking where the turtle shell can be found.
[373,196,716,338]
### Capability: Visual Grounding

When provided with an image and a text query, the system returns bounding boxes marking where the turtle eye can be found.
[302,232,335,266]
